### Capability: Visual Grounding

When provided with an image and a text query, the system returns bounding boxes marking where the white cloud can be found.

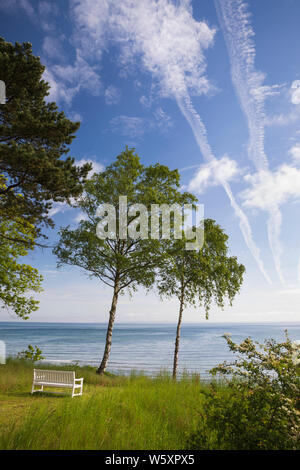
[188,155,241,193]
[241,165,300,210]
[52,54,102,96]
[104,85,121,105]
[43,53,102,105]
[112,1,215,98]
[76,158,104,177]
[139,95,152,108]
[72,0,215,98]
[58,0,270,283]
[43,68,77,105]
[38,1,60,32]
[265,81,300,126]
[289,144,300,164]
[291,80,300,105]
[0,0,35,21]
[69,111,83,122]
[153,107,173,131]
[215,0,280,172]
[109,109,173,138]
[109,116,147,138]
[265,109,300,127]
[42,36,65,60]
[48,201,70,217]
[0,0,60,32]
[70,0,110,61]
[216,0,283,282]
[74,212,89,223]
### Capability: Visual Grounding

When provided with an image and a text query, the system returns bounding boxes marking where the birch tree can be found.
[158,219,245,379]
[53,148,196,374]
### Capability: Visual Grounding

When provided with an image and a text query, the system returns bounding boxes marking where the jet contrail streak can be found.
[215,0,284,282]
[177,92,271,284]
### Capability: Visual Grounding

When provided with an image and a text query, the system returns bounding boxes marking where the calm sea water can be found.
[1,322,300,378]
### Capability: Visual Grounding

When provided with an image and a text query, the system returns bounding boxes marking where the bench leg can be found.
[31,384,44,394]
[72,385,83,397]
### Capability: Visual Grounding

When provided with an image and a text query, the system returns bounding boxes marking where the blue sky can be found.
[1,0,300,323]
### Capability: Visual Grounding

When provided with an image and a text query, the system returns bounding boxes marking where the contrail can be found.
[71,0,271,282]
[177,92,271,284]
[215,0,284,282]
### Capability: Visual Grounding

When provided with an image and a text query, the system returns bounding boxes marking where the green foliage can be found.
[54,147,195,293]
[0,177,43,318]
[17,345,45,362]
[53,148,196,373]
[0,359,207,450]
[158,219,245,317]
[158,219,245,378]
[0,37,91,236]
[186,333,300,450]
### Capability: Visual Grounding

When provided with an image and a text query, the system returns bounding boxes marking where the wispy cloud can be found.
[81,0,268,282]
[0,0,60,32]
[289,144,300,164]
[215,0,280,172]
[0,0,35,22]
[265,81,300,127]
[68,111,83,122]
[105,85,121,105]
[109,116,148,139]
[178,94,271,283]
[42,36,65,61]
[109,108,173,139]
[215,0,283,282]
[291,80,300,105]
[43,54,102,105]
[153,107,174,131]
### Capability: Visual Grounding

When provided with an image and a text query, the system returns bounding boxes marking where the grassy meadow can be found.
[0,358,211,450]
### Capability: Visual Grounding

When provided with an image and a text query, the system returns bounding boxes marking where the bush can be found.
[17,345,45,362]
[186,332,300,450]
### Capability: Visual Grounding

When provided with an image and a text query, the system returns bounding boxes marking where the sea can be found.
[1,322,300,379]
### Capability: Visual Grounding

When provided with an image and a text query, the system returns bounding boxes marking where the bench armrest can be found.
[75,378,83,382]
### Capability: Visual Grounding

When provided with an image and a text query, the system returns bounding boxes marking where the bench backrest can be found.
[34,369,75,384]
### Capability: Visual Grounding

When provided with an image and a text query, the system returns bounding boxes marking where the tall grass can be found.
[0,359,207,450]
[0,357,125,393]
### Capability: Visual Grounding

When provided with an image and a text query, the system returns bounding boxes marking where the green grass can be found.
[0,358,209,450]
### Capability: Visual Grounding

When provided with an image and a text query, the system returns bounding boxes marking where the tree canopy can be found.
[0,37,91,237]
[158,219,245,378]
[0,177,43,318]
[54,148,196,373]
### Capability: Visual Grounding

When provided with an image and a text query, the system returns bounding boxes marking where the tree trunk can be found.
[97,278,120,374]
[173,291,184,380]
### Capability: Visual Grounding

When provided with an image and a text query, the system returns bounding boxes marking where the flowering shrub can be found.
[186,332,300,450]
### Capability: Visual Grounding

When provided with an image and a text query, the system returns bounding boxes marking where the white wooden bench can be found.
[31,369,83,397]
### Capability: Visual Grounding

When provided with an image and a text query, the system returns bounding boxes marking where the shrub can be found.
[17,345,45,362]
[186,332,300,450]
